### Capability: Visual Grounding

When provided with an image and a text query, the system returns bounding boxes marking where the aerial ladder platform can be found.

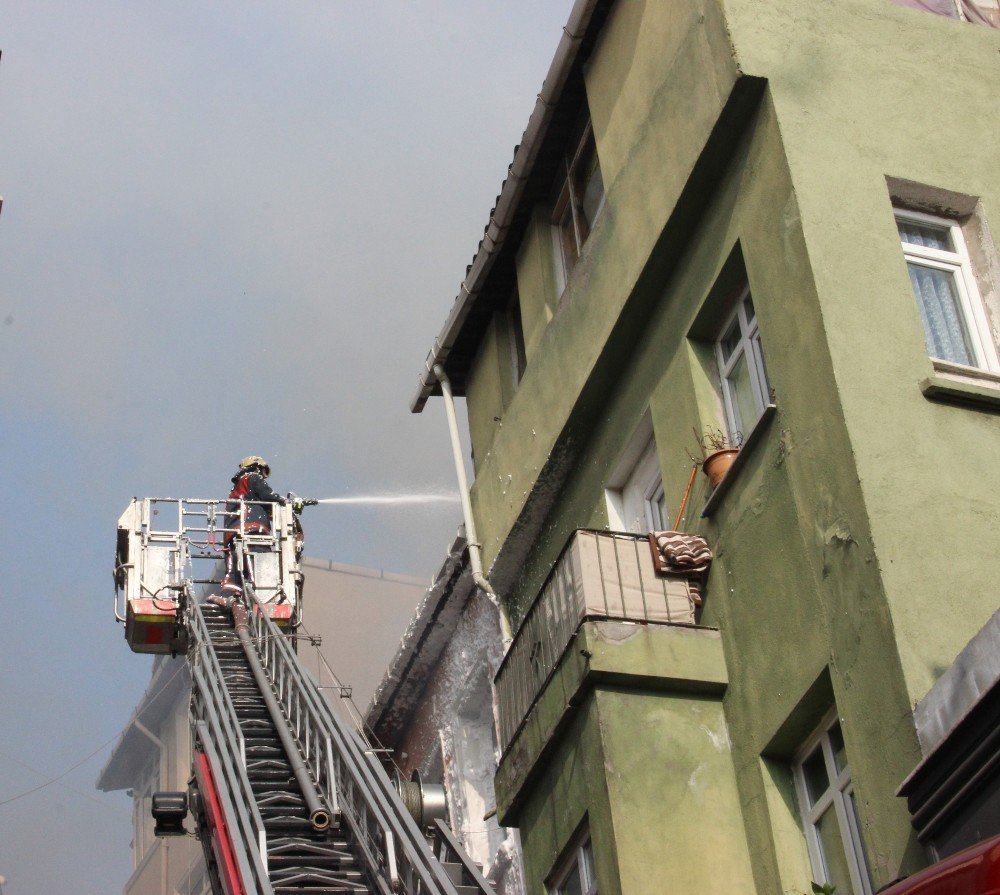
[115,497,493,895]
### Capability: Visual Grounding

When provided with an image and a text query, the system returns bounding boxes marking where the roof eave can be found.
[410,0,606,413]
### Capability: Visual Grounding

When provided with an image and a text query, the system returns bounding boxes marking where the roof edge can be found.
[410,0,605,413]
[364,536,476,737]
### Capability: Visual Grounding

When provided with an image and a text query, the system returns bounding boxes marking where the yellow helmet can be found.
[239,456,271,476]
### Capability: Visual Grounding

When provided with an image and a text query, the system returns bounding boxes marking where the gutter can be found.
[410,0,603,413]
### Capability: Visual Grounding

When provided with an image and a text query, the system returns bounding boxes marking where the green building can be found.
[412,1,1000,893]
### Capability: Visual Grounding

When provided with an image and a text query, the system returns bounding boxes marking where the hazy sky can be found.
[0,2,573,891]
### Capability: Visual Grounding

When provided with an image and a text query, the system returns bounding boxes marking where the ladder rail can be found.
[241,577,471,895]
[195,721,273,895]
[189,602,272,892]
[190,603,248,770]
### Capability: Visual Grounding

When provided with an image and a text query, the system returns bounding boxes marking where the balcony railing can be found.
[494,529,701,751]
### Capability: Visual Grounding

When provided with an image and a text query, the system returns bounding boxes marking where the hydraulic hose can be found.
[230,600,331,831]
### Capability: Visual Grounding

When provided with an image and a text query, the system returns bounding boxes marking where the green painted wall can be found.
[722,0,1000,707]
[448,0,999,892]
[501,623,755,894]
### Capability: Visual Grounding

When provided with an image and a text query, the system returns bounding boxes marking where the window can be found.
[793,713,872,895]
[715,285,772,440]
[895,208,999,374]
[885,0,1000,27]
[506,289,527,386]
[553,121,605,286]
[550,833,598,895]
[606,416,667,533]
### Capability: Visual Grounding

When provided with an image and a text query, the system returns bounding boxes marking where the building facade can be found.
[97,558,428,895]
[412,2,1000,893]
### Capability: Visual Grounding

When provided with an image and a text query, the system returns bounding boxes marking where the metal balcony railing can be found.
[494,529,701,751]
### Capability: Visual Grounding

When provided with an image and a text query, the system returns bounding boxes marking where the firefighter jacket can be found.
[225,471,285,541]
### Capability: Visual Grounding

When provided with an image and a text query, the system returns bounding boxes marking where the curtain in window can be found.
[886,0,999,25]
[907,263,975,365]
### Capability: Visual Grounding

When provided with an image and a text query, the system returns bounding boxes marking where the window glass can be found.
[553,121,604,283]
[645,480,667,531]
[816,805,855,894]
[720,318,742,363]
[580,151,605,232]
[829,721,848,776]
[727,352,758,436]
[802,747,829,806]
[897,218,953,252]
[906,263,976,366]
[559,204,579,272]
[560,868,584,895]
[552,833,598,895]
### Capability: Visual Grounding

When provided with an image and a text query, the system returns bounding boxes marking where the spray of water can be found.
[313,492,460,507]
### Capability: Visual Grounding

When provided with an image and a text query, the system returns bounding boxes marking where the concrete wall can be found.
[455,1,1000,892]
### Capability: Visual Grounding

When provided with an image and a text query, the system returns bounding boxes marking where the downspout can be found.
[433,363,513,647]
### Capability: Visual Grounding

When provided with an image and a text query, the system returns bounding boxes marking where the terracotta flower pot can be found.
[702,448,739,489]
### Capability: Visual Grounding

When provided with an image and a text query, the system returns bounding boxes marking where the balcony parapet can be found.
[494,529,707,751]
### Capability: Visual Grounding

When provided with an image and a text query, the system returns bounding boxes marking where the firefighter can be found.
[217,456,286,602]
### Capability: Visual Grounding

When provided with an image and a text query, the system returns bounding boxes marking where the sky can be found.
[0,2,574,892]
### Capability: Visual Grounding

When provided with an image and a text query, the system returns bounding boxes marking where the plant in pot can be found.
[693,427,743,489]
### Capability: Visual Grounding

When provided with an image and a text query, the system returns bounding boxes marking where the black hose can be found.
[230,601,330,831]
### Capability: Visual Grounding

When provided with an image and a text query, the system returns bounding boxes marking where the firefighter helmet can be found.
[239,455,271,476]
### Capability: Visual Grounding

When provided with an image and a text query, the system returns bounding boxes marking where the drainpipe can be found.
[433,363,513,647]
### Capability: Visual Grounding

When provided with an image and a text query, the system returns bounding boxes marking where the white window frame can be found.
[605,415,666,534]
[552,121,606,291]
[793,712,872,895]
[550,832,598,895]
[715,285,771,440]
[894,207,1000,375]
[644,478,667,531]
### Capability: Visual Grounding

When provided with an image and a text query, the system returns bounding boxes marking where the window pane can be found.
[829,722,848,776]
[559,205,579,273]
[897,218,954,253]
[906,262,976,366]
[816,804,856,895]
[558,859,583,895]
[720,318,742,363]
[802,747,829,806]
[580,156,605,233]
[725,352,758,437]
[849,790,872,887]
[743,294,756,322]
[752,332,772,401]
[581,841,596,888]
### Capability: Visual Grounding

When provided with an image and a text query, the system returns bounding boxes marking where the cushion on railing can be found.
[648,531,712,605]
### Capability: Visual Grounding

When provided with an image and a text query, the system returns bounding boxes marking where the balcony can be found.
[494,529,703,751]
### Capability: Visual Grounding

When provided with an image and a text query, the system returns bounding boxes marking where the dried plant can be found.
[689,426,743,464]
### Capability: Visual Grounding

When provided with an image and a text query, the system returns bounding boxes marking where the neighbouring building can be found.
[410,2,1000,894]
[365,536,525,895]
[97,558,427,895]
